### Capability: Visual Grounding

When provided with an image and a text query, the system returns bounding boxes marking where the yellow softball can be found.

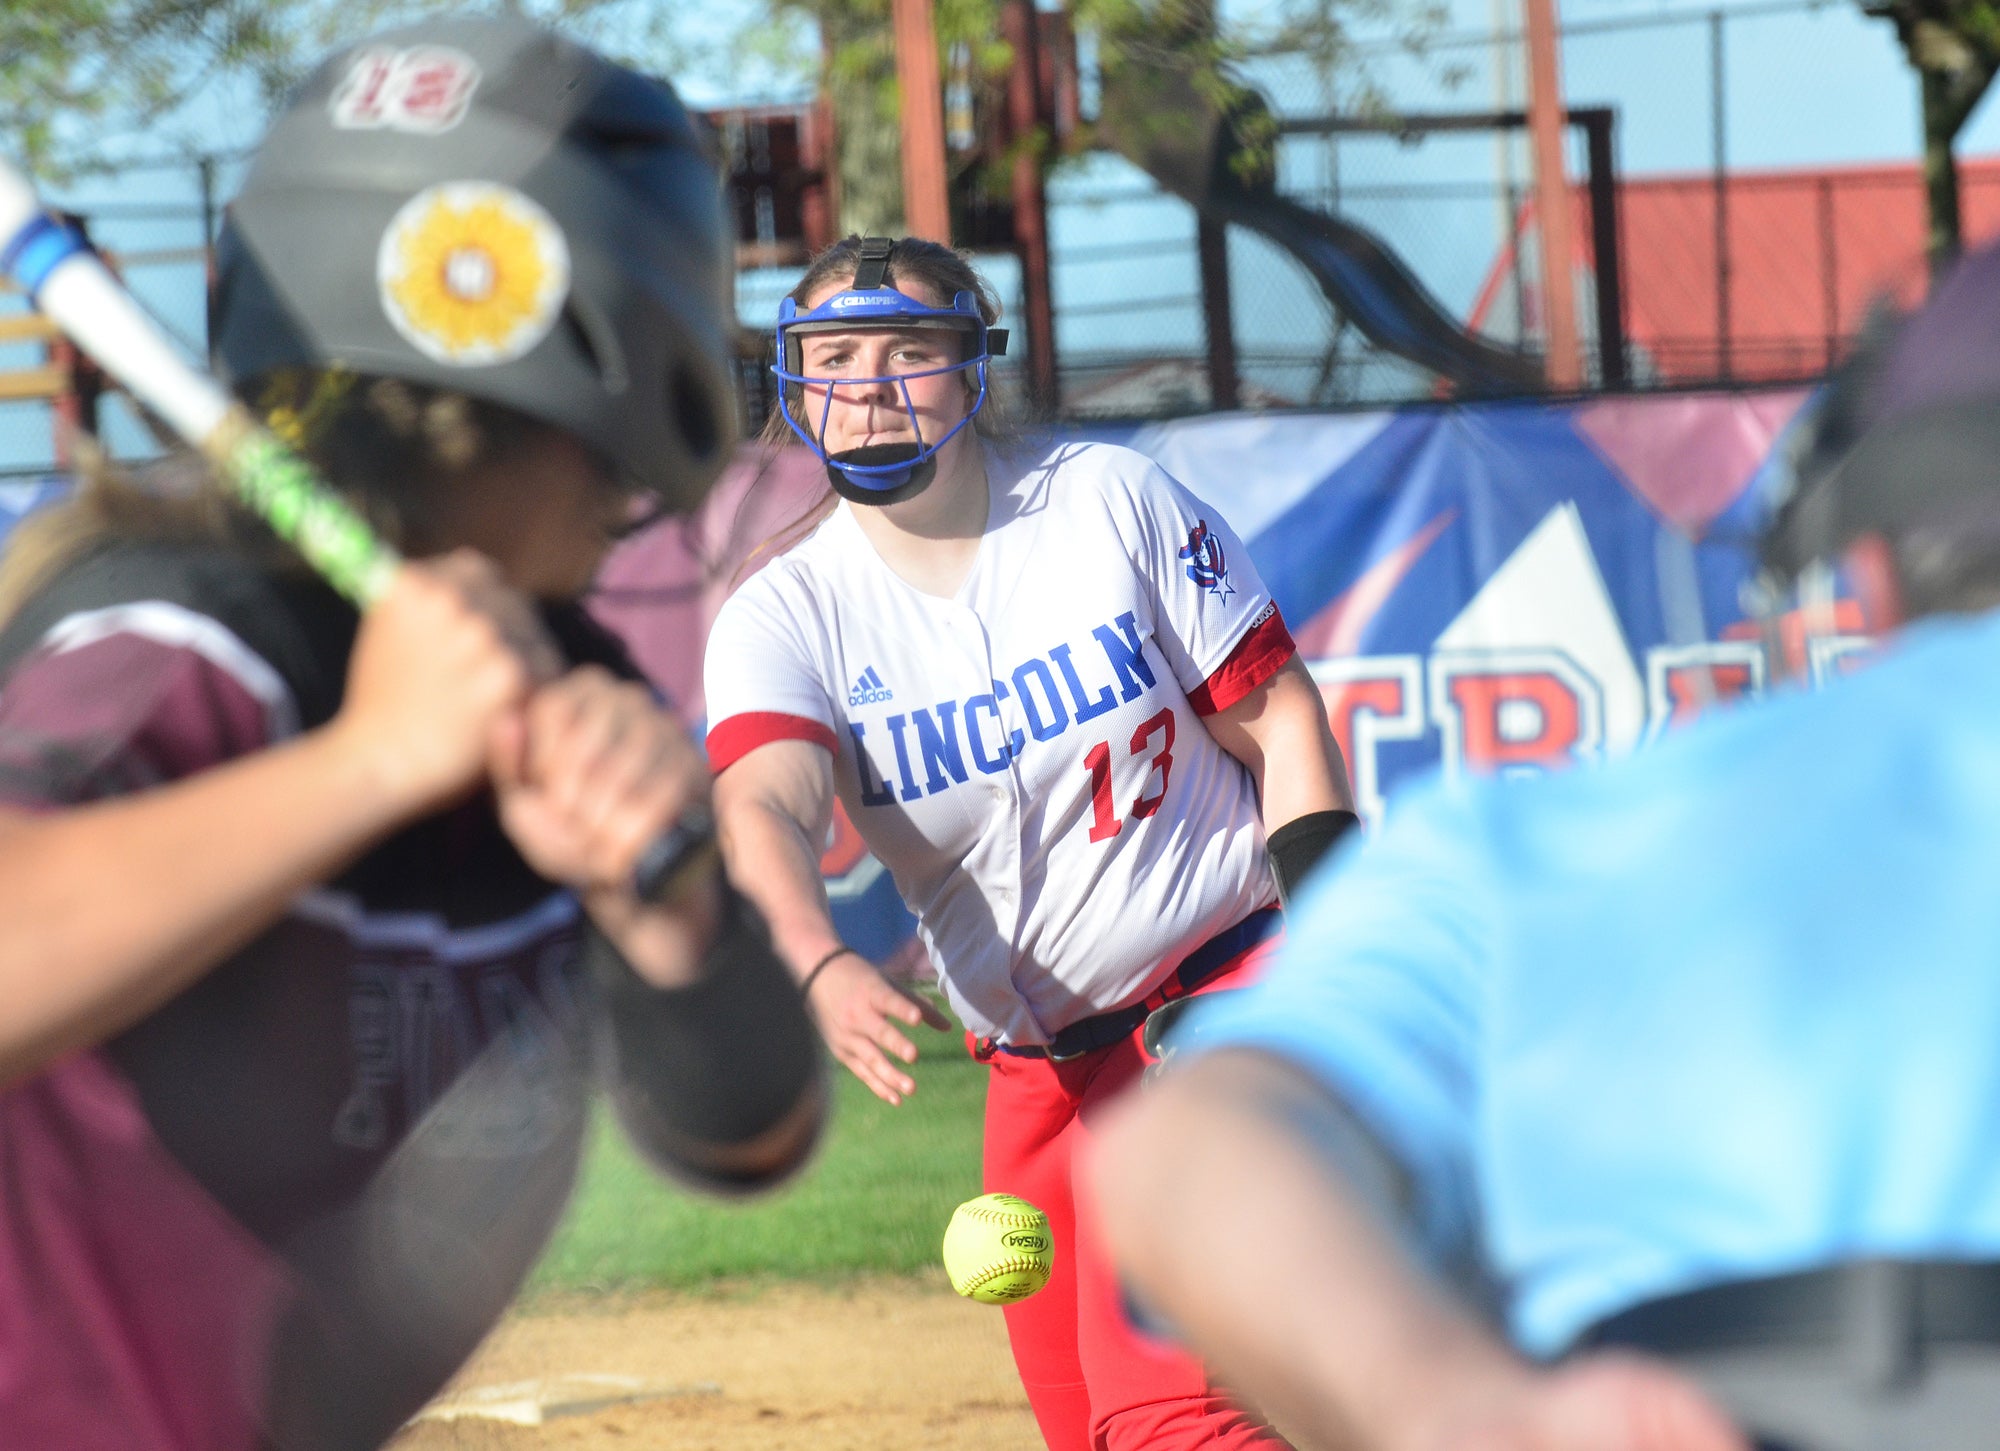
[942,1192,1055,1304]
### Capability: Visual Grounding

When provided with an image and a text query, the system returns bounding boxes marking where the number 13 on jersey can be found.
[1083,707,1176,843]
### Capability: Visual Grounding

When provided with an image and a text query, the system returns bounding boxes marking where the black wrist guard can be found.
[1268,809,1360,909]
[591,885,823,1189]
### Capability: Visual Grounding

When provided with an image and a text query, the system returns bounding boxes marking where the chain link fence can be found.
[1048,0,1964,415]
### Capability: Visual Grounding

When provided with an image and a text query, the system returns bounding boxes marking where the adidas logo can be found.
[848,666,894,707]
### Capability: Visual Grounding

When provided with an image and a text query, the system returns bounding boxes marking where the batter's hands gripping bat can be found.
[0,158,713,902]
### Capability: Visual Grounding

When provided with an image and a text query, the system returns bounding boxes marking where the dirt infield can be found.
[390,1276,1041,1451]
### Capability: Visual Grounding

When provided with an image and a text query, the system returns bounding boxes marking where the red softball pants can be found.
[976,937,1291,1451]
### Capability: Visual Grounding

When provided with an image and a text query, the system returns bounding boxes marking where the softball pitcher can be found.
[0,19,822,1449]
[704,234,1357,1450]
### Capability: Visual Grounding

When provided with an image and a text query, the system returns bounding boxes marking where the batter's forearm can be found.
[1090,1050,1526,1451]
[589,892,827,1192]
[580,869,724,991]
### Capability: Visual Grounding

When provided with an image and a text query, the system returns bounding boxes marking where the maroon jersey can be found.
[0,543,649,1450]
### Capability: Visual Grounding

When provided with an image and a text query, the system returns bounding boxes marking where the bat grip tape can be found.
[2,214,89,299]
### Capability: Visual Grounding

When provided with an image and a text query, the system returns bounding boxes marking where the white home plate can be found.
[414,1373,721,1426]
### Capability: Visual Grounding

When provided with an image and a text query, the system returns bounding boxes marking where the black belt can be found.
[1579,1260,2000,1356]
[982,906,1280,1063]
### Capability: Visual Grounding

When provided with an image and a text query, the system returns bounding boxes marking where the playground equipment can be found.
[1097,52,1549,395]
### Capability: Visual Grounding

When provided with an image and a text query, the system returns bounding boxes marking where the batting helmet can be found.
[212,15,737,515]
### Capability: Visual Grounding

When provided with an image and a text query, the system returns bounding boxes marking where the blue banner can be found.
[1090,389,1837,824]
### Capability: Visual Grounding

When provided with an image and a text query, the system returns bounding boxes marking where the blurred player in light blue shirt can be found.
[1092,243,2000,1451]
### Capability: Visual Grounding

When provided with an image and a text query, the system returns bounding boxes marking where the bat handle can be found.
[631,805,720,903]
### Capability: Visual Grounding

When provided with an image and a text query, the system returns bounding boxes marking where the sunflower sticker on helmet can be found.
[376,182,570,366]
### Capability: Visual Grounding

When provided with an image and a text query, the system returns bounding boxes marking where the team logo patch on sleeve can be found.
[1179,519,1234,600]
[331,46,481,133]
[376,183,571,366]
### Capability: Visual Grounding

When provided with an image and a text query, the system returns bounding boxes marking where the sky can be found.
[112,0,1983,178]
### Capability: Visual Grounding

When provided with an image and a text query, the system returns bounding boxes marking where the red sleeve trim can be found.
[706,711,839,773]
[1188,605,1297,717]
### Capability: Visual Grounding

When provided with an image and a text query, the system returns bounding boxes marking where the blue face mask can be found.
[772,243,1008,506]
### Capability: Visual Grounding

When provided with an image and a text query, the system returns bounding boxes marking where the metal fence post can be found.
[1581,109,1628,388]
[1711,9,1731,381]
[1197,217,1239,410]
[1818,176,1839,369]
[198,154,218,352]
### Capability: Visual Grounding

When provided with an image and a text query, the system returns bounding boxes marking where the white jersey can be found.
[703,440,1291,1046]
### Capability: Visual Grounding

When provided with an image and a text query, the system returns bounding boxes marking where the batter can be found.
[0,21,822,1448]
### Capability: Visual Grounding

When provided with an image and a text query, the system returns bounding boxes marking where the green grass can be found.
[529,1023,987,1293]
